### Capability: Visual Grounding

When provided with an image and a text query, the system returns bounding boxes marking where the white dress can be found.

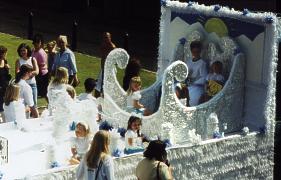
[126,91,141,112]
[3,99,26,127]
[71,136,91,157]
[125,130,142,150]
[186,58,208,106]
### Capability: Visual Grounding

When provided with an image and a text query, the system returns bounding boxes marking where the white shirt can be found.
[3,99,26,123]
[19,57,36,84]
[78,93,97,102]
[18,79,34,107]
[126,91,141,109]
[206,73,225,83]
[125,130,140,149]
[186,58,208,86]
[71,136,91,156]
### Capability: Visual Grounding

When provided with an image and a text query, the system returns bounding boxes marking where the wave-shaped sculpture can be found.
[103,46,245,143]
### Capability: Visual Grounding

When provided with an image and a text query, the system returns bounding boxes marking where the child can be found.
[71,121,91,161]
[66,84,76,99]
[3,83,27,126]
[175,83,190,107]
[185,41,208,106]
[76,130,114,179]
[125,116,143,151]
[200,61,225,103]
[127,76,150,115]
[78,78,97,101]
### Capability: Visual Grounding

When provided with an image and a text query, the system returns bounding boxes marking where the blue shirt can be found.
[52,48,77,76]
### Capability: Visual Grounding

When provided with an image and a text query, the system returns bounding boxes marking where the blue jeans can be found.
[29,83,37,107]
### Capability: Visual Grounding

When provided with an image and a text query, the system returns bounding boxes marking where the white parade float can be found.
[0,1,280,179]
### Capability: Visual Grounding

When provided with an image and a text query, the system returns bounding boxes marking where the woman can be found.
[52,35,79,87]
[32,34,49,99]
[15,43,39,117]
[0,45,11,122]
[136,140,173,180]
[15,64,39,118]
[76,130,115,180]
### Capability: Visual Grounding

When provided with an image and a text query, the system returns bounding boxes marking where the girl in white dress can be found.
[3,83,26,128]
[125,116,143,151]
[126,76,150,115]
[71,122,91,161]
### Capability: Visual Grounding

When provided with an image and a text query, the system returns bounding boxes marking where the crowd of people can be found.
[0,30,227,179]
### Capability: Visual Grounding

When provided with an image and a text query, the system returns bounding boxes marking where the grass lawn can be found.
[0,33,156,107]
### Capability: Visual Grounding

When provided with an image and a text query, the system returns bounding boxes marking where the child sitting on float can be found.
[126,76,150,116]
[3,83,27,127]
[199,61,225,103]
[175,83,190,107]
[125,116,144,153]
[78,78,97,102]
[70,121,92,162]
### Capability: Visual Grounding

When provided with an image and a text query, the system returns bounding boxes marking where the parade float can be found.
[0,0,280,179]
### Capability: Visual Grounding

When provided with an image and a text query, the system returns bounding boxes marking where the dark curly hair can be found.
[17,43,32,57]
[127,116,142,130]
[0,45,8,55]
[190,41,202,50]
[144,140,167,162]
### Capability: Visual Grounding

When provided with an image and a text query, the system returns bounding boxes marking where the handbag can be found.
[95,160,103,180]
[157,161,161,180]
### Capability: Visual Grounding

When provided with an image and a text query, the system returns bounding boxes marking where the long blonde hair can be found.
[51,67,68,85]
[4,83,20,106]
[127,76,142,95]
[86,130,110,168]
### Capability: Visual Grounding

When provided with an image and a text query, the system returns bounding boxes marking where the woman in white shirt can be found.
[15,64,38,118]
[76,130,115,180]
[15,43,39,117]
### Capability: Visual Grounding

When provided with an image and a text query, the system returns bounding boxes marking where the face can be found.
[103,33,111,43]
[191,48,201,59]
[33,42,41,50]
[131,121,141,131]
[131,82,141,91]
[212,63,221,74]
[75,124,87,138]
[47,44,54,52]
[0,52,6,59]
[20,48,28,58]
[57,38,66,49]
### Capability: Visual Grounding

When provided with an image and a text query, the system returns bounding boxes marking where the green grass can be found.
[0,33,156,107]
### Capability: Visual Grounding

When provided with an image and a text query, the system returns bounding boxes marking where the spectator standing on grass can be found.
[0,45,11,122]
[52,35,79,87]
[95,32,116,97]
[46,40,57,77]
[32,34,49,99]
[15,43,39,117]
[15,64,39,118]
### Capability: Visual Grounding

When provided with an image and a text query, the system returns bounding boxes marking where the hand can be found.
[4,64,10,69]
